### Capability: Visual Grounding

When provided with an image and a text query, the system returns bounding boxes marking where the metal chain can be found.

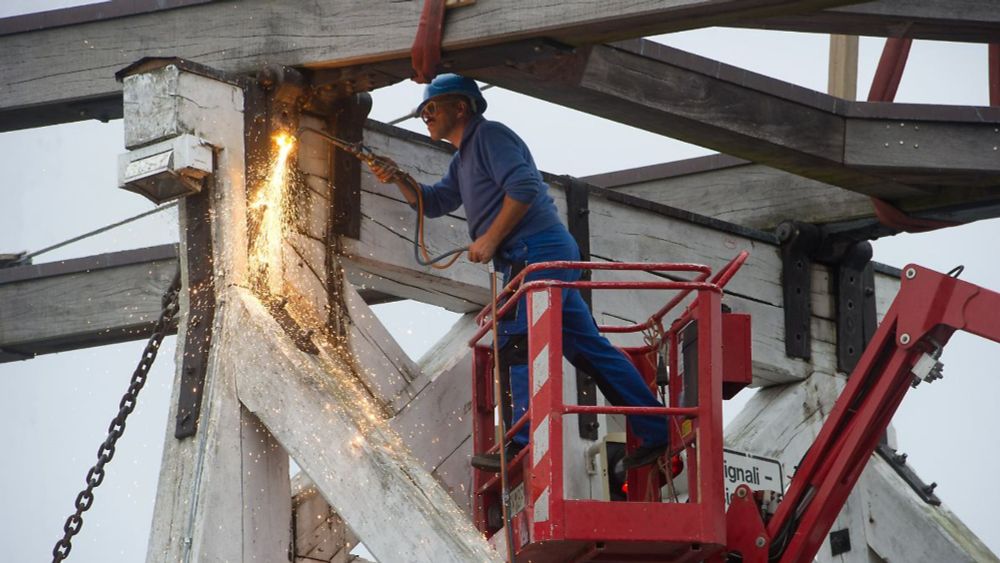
[52,270,182,562]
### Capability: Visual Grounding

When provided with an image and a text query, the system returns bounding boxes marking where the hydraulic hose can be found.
[296,126,468,269]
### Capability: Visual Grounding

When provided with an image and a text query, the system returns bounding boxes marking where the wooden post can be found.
[828,34,859,100]
[125,61,292,562]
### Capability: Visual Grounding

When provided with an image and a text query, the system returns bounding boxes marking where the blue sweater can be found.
[416,115,562,244]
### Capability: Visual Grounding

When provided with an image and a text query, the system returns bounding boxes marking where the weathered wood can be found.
[584,153,1000,238]
[340,125,489,312]
[0,245,178,361]
[742,0,1000,44]
[726,372,998,562]
[828,34,858,100]
[391,339,474,478]
[584,158,874,230]
[229,286,501,563]
[475,39,1000,201]
[343,280,424,414]
[0,0,858,132]
[291,473,366,563]
[144,63,291,562]
[289,309,480,552]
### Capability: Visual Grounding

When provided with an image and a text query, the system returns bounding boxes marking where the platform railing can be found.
[469,252,748,556]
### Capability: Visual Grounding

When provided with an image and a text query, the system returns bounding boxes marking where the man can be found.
[369,74,668,471]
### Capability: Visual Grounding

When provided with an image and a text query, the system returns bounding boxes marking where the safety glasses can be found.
[420,100,443,123]
[420,98,460,123]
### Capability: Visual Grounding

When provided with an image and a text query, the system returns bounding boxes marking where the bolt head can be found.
[736,487,748,498]
[905,267,917,279]
[900,333,911,345]
[755,536,767,548]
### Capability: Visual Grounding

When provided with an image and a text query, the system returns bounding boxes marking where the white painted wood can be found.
[122,65,239,149]
[290,311,480,544]
[417,312,480,380]
[148,224,291,563]
[725,371,996,562]
[145,65,291,562]
[284,232,329,316]
[432,436,477,513]
[863,459,998,563]
[239,406,293,561]
[343,279,424,414]
[291,473,365,563]
[390,347,473,475]
[228,286,501,563]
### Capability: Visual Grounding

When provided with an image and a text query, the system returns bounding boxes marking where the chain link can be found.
[52,270,182,562]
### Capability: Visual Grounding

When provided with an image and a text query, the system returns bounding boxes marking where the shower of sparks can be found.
[249,132,297,296]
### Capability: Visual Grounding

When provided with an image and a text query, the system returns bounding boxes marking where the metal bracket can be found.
[777,221,819,360]
[175,187,215,439]
[561,176,598,440]
[836,242,877,373]
[329,92,373,239]
[257,64,307,136]
[876,442,942,505]
[829,528,851,556]
[777,222,878,372]
[563,176,592,304]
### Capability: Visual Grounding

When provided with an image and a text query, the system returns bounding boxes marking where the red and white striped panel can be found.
[527,287,564,540]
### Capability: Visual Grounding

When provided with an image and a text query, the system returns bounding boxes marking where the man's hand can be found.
[368,156,400,184]
[468,234,501,264]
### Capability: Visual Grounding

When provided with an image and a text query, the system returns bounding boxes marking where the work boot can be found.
[471,444,524,473]
[621,442,669,470]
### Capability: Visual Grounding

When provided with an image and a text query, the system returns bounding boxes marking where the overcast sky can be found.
[1,3,998,562]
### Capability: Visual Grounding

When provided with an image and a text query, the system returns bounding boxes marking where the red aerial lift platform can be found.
[469,256,1000,563]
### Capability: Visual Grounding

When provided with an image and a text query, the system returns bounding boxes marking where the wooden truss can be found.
[2,1,999,561]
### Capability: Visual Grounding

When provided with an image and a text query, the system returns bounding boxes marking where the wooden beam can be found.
[229,286,501,563]
[291,473,368,563]
[583,155,1000,237]
[583,156,873,230]
[741,0,1000,44]
[288,302,480,557]
[828,34,858,101]
[726,372,997,561]
[0,244,178,361]
[0,0,860,132]
[475,39,1000,204]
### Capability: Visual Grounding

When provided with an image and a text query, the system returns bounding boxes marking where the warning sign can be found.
[723,448,785,507]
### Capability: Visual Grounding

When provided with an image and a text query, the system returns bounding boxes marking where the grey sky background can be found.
[1,2,998,561]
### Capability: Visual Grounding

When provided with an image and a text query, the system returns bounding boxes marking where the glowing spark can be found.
[350,434,365,450]
[249,132,297,295]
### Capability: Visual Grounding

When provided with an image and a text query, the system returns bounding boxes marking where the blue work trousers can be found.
[495,226,668,448]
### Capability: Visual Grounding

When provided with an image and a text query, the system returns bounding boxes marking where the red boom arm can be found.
[727,264,1000,562]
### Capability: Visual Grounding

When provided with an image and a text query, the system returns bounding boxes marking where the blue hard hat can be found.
[416,74,487,115]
